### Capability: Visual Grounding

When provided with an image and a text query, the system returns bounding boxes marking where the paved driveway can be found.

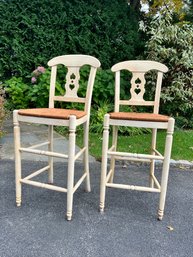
[0,160,193,257]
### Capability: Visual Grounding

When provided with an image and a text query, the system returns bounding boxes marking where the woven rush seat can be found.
[18,108,86,119]
[109,112,169,122]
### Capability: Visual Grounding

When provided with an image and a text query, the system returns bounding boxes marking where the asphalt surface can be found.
[0,117,193,257]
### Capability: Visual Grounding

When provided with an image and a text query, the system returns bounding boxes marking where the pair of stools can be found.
[13,55,175,221]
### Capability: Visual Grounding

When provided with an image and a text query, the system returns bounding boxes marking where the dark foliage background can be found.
[0,0,144,79]
[1,0,192,129]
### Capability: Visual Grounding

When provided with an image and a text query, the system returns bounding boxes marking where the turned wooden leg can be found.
[149,128,157,188]
[109,126,118,183]
[83,122,91,192]
[13,110,22,207]
[66,116,76,221]
[100,114,110,213]
[158,118,175,220]
[48,125,54,184]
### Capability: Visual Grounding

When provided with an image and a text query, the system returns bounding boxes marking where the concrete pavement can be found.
[0,116,95,162]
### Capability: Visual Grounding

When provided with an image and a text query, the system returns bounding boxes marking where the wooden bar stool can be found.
[100,60,175,220]
[13,54,100,221]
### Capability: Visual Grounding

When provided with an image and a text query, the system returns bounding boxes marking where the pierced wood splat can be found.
[64,67,80,98]
[130,73,146,102]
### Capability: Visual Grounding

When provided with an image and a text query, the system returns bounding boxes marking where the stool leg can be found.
[100,114,110,212]
[84,122,91,192]
[13,111,22,207]
[150,128,157,188]
[48,125,53,184]
[109,126,118,183]
[66,116,76,221]
[158,118,175,220]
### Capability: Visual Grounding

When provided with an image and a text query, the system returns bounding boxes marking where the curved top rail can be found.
[48,54,101,68]
[111,60,168,73]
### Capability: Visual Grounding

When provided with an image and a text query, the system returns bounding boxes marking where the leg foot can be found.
[99,208,104,213]
[84,188,91,193]
[158,209,164,221]
[99,202,105,213]
[85,182,91,193]
[16,197,21,207]
[66,211,72,221]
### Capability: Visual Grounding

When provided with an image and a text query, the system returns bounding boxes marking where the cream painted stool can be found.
[14,54,100,220]
[100,60,175,220]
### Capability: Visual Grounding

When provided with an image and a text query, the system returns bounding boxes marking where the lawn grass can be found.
[76,130,193,161]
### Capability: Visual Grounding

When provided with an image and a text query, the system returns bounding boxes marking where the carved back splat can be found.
[130,73,146,102]
[65,67,80,98]
[47,55,101,108]
[111,60,168,112]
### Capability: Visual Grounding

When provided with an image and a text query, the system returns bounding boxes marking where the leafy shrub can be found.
[145,14,193,128]
[90,102,113,134]
[29,67,51,108]
[0,0,144,79]
[3,65,114,109]
[4,77,31,109]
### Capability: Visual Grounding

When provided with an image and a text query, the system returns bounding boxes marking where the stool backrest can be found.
[48,55,101,114]
[111,60,168,114]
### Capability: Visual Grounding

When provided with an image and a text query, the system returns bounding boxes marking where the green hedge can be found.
[0,0,144,79]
